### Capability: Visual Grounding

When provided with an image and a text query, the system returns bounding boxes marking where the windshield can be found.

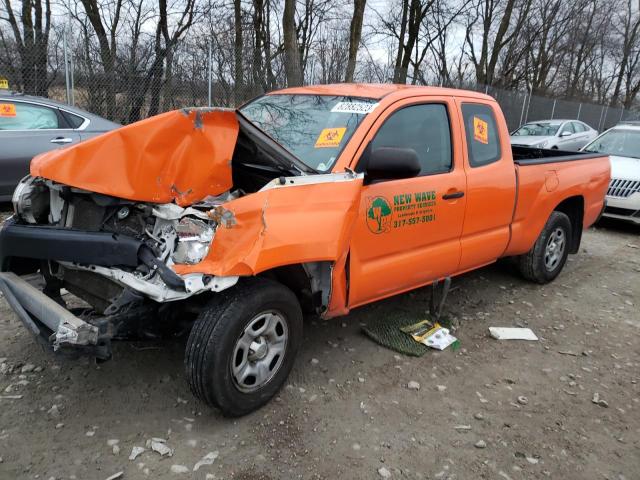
[583,128,640,159]
[239,94,377,172]
[513,122,561,136]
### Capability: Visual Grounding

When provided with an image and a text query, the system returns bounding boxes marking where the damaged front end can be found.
[1,176,241,359]
[0,106,365,361]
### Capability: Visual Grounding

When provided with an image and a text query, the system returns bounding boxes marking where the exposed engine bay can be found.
[8,176,246,316]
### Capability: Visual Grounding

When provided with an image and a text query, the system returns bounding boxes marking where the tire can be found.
[185,277,303,417]
[517,211,572,284]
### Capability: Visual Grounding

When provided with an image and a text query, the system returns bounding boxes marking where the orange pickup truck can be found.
[0,84,610,416]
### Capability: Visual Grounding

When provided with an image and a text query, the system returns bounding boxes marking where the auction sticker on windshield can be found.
[315,127,347,148]
[331,101,378,114]
[473,116,488,144]
[0,103,16,117]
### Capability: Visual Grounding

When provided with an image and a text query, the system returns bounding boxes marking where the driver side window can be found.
[370,103,452,176]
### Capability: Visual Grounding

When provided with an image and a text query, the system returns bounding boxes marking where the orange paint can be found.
[31,108,238,206]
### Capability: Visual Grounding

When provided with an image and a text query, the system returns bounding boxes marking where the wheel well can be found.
[257,263,331,314]
[554,196,584,254]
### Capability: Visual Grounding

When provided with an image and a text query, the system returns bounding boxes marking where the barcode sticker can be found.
[331,101,378,115]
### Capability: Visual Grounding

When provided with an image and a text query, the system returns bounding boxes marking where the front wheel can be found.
[517,211,572,284]
[185,278,303,417]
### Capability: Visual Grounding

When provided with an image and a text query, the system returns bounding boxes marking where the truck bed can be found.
[504,147,610,258]
[512,145,605,165]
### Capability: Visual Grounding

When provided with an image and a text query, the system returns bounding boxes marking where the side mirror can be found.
[560,131,572,137]
[365,147,421,182]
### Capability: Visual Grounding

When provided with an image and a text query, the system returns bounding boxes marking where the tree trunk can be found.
[345,0,366,82]
[283,0,303,86]
[234,0,244,104]
[392,0,409,83]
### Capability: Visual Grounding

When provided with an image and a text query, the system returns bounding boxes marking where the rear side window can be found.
[0,101,59,130]
[62,110,85,129]
[461,103,501,167]
[370,103,452,176]
[573,122,586,133]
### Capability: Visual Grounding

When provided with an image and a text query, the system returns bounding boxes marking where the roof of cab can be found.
[270,83,494,101]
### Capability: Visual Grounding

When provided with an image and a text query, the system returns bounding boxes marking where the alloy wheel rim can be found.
[544,227,566,271]
[230,311,288,393]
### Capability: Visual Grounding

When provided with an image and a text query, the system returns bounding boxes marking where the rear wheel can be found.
[517,211,571,284]
[185,278,302,417]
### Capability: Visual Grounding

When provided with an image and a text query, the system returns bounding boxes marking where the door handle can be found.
[442,190,464,200]
[50,137,73,144]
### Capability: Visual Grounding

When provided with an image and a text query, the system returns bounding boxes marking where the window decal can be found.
[0,103,17,117]
[315,127,347,148]
[473,116,488,144]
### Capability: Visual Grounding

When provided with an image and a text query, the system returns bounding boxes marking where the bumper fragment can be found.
[0,272,110,359]
[0,217,143,269]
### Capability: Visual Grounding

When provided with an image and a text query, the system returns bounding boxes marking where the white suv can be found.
[583,123,640,225]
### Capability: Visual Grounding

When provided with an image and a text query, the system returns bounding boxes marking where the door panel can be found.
[457,101,516,271]
[0,130,81,197]
[0,100,81,198]
[348,98,466,307]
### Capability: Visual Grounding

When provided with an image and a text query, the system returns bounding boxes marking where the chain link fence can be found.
[2,32,639,131]
[467,84,640,132]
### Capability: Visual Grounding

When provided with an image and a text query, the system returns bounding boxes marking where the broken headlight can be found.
[171,217,214,265]
[12,176,50,224]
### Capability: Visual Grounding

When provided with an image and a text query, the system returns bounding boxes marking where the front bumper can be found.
[0,216,143,271]
[0,271,112,359]
[601,194,640,225]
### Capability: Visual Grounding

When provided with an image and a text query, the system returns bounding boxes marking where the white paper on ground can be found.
[489,327,538,341]
[422,326,457,350]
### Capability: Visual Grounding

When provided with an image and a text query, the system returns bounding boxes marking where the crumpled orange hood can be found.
[30,108,239,206]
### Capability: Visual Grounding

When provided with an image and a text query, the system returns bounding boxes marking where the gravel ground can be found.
[0,207,638,480]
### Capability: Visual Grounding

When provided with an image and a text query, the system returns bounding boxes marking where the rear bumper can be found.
[0,271,111,359]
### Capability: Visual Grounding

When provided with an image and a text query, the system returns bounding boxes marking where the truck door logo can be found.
[366,196,392,234]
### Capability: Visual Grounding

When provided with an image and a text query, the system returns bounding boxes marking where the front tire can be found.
[517,211,572,284]
[185,278,303,417]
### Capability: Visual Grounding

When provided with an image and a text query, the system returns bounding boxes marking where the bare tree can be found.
[465,0,532,86]
[283,0,302,86]
[1,0,51,95]
[610,0,640,106]
[78,0,122,118]
[345,0,366,82]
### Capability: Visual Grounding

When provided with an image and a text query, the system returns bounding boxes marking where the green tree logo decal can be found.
[366,196,392,233]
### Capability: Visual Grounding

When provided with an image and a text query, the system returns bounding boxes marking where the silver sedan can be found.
[510,120,598,151]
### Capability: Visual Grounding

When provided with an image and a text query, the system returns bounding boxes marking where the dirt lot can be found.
[0,207,638,480]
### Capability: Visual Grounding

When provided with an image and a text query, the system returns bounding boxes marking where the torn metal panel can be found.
[174,174,363,285]
[30,108,239,206]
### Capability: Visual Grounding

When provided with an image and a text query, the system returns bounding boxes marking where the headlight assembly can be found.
[12,176,50,224]
[171,217,215,265]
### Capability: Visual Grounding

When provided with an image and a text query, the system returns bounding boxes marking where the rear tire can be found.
[185,278,303,417]
[517,211,572,284]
